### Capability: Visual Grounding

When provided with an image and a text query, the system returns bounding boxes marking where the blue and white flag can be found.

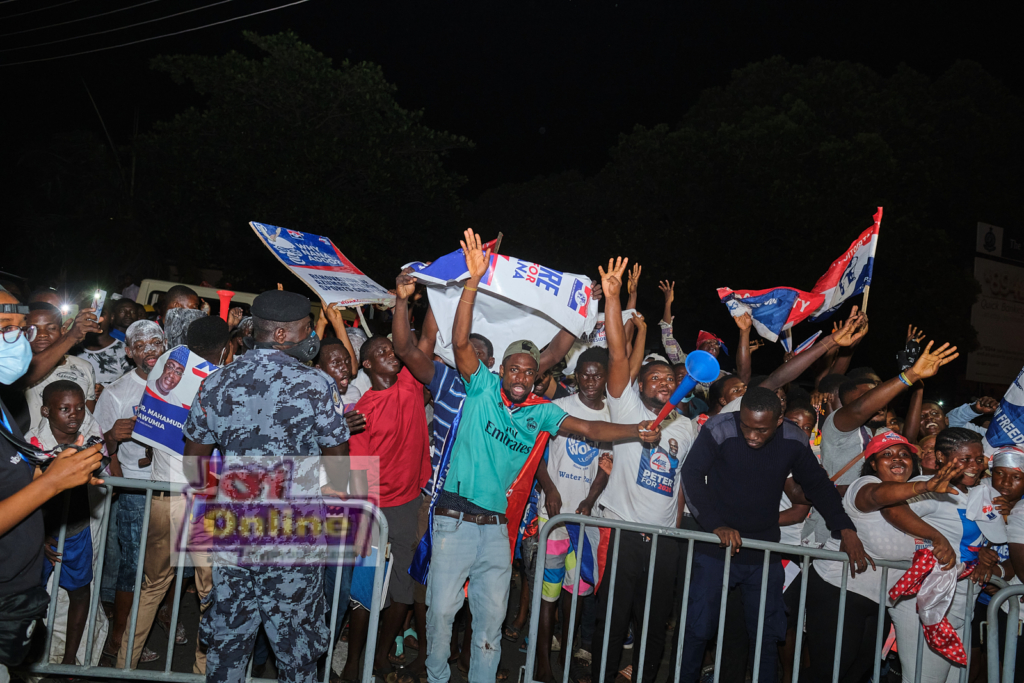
[406,245,599,368]
[985,366,1024,451]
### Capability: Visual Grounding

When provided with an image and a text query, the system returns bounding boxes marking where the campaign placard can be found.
[250,222,394,307]
[132,346,216,455]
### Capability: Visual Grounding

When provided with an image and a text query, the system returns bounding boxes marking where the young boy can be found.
[28,380,107,665]
[25,302,98,420]
[77,298,135,386]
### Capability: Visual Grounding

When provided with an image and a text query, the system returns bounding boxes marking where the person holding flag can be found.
[423,231,661,683]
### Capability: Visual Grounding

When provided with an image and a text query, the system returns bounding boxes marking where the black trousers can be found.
[804,568,889,683]
[591,531,680,683]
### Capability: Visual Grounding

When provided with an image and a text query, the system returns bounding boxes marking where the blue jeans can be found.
[100,496,120,603]
[679,552,787,683]
[116,493,146,593]
[425,515,511,683]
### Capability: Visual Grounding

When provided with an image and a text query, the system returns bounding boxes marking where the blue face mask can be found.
[0,334,32,385]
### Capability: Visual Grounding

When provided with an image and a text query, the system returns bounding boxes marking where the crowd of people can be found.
[1,227,1023,683]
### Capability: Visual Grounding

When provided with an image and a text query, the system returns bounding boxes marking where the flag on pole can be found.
[794,331,823,355]
[717,208,882,341]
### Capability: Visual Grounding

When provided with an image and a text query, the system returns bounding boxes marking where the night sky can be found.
[3,0,1022,197]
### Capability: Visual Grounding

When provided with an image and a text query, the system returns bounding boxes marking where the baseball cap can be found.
[863,430,918,459]
[502,340,540,365]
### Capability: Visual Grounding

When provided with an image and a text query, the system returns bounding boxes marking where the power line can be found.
[2,0,163,37]
[0,0,314,67]
[0,0,84,20]
[1,0,237,51]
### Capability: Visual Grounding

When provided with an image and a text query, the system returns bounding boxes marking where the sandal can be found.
[496,668,511,682]
[388,652,406,667]
[395,670,419,683]
[157,607,188,645]
[140,646,160,663]
[501,624,522,642]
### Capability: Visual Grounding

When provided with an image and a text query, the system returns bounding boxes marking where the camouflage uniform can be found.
[184,348,349,683]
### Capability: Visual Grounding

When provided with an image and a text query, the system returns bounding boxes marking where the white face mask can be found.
[0,334,32,385]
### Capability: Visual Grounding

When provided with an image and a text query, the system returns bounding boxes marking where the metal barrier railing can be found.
[524,514,1010,683]
[984,583,1024,683]
[17,476,389,683]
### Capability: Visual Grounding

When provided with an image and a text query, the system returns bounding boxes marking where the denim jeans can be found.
[116,493,146,592]
[100,496,120,603]
[425,515,511,683]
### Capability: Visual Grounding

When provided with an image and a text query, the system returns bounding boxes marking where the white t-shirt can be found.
[779,488,803,547]
[77,339,131,386]
[906,476,984,563]
[810,412,875,543]
[318,370,365,490]
[601,381,694,527]
[93,370,151,480]
[539,394,612,539]
[25,355,97,425]
[564,310,636,375]
[813,475,916,602]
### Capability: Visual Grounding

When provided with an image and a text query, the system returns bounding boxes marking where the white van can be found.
[134,279,347,321]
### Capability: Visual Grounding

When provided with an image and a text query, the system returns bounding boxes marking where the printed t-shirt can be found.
[539,394,611,540]
[907,476,985,563]
[93,370,150,479]
[601,381,694,527]
[25,355,97,425]
[813,475,916,602]
[443,360,567,515]
[349,368,431,507]
[77,339,132,386]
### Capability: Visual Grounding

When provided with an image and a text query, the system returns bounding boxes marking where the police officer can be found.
[183,290,351,683]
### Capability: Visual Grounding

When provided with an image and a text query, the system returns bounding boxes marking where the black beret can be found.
[251,290,311,322]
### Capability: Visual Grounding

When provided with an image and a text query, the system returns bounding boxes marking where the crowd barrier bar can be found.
[984,583,1024,683]
[18,476,389,683]
[524,514,1009,683]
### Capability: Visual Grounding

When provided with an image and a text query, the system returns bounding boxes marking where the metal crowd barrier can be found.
[984,584,1024,683]
[17,476,389,683]
[524,514,1011,683]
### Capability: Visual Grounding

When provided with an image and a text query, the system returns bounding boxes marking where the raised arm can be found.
[903,382,925,443]
[418,306,439,357]
[392,270,437,385]
[601,257,631,398]
[833,340,959,432]
[625,263,641,311]
[452,229,491,381]
[24,308,103,386]
[759,306,868,392]
[628,312,647,382]
[539,328,576,375]
[732,313,753,385]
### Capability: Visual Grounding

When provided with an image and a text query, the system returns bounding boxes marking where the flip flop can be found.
[502,624,522,642]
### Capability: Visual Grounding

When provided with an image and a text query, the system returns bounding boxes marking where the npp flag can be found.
[406,245,599,367]
[565,521,611,592]
[717,208,882,342]
[984,365,1024,451]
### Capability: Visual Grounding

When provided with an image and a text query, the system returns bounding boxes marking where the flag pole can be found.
[860,207,883,314]
[493,232,504,256]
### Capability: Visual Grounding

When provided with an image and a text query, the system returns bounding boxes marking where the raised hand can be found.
[395,268,417,301]
[924,460,965,496]
[460,228,491,281]
[630,311,646,331]
[831,306,869,347]
[598,257,629,300]
[658,280,675,305]
[227,307,244,329]
[69,308,103,343]
[906,325,925,344]
[591,280,604,301]
[627,263,642,294]
[908,340,959,382]
[324,302,345,328]
[733,312,753,331]
[974,396,1000,414]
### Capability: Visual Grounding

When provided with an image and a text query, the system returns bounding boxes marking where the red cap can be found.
[863,430,918,459]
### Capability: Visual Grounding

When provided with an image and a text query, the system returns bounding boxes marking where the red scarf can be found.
[500,388,552,558]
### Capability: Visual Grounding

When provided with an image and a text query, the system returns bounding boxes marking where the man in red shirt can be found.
[343,335,431,682]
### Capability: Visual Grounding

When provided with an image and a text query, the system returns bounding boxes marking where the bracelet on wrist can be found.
[464,285,478,292]
[898,372,912,387]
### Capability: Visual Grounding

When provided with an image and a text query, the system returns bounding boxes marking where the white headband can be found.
[992,446,1024,471]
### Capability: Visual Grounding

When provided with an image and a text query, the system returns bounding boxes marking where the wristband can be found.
[898,372,912,387]
[464,285,478,292]
[996,564,1004,578]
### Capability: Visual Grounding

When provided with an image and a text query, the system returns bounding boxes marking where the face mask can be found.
[0,334,32,385]
[254,330,321,363]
